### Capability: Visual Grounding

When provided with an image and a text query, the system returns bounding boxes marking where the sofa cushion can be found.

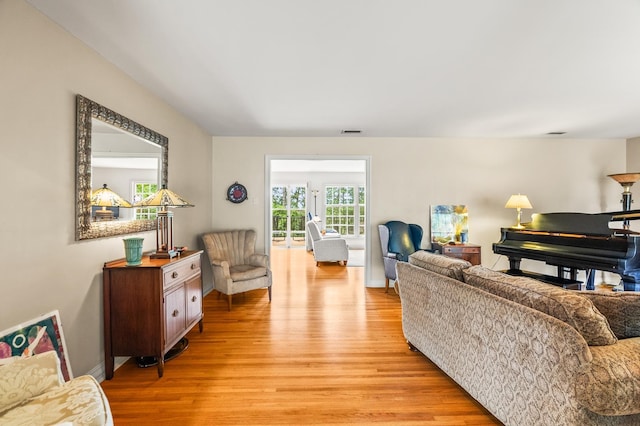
[579,291,640,339]
[230,265,268,281]
[462,266,617,346]
[0,351,64,414]
[408,251,471,281]
[0,375,113,426]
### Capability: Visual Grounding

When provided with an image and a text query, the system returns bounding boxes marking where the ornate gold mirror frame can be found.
[75,94,168,240]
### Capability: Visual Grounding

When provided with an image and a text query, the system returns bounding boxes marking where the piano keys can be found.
[492,212,640,291]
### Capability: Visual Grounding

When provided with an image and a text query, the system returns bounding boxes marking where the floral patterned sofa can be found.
[0,351,113,425]
[397,250,640,426]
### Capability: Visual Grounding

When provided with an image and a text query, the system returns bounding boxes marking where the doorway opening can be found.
[265,156,371,285]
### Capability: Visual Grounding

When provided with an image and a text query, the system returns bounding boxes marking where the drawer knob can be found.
[191,295,198,302]
[172,309,179,317]
[191,263,197,270]
[172,271,178,279]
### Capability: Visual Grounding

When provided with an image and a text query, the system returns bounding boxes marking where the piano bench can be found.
[503,269,581,290]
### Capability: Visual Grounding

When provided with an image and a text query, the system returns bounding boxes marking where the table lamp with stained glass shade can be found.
[90,184,132,221]
[133,185,194,258]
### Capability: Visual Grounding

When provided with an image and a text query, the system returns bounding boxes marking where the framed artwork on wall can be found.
[431,204,469,243]
[0,310,73,380]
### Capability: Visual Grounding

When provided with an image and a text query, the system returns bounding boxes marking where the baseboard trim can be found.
[90,356,130,383]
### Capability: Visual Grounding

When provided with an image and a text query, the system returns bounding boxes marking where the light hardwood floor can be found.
[100,247,502,425]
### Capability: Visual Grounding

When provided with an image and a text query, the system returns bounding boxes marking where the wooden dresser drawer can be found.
[443,246,479,254]
[163,256,201,289]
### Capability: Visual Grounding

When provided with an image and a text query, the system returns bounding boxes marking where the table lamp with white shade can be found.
[505,194,532,229]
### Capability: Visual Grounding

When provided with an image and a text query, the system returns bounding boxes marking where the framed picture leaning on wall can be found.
[430,204,469,243]
[0,310,73,380]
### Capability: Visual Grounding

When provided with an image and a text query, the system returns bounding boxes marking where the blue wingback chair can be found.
[378,221,424,293]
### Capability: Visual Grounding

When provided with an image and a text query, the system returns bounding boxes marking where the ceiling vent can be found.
[341,129,362,134]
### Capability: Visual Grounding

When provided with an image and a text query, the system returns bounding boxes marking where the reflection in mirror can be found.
[76,95,168,240]
[92,119,162,221]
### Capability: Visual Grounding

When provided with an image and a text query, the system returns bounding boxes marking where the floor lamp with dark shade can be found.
[133,185,194,258]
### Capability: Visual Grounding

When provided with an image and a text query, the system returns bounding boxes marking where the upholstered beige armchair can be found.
[201,230,272,311]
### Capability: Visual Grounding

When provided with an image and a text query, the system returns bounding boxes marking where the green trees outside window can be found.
[272,185,306,242]
[325,185,366,237]
[134,182,158,220]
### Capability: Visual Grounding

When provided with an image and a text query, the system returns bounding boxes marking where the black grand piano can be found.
[492,211,640,291]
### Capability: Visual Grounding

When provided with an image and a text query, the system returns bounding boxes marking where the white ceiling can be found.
[26,0,640,139]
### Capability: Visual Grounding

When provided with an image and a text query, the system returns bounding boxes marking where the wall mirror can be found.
[75,94,168,240]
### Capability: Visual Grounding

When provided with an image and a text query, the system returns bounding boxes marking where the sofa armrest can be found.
[576,338,640,415]
[0,351,64,414]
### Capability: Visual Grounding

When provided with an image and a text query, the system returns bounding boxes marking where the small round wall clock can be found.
[227,182,248,203]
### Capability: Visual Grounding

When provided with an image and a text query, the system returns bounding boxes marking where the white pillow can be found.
[0,351,64,414]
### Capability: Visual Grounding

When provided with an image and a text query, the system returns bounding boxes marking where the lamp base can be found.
[150,249,177,259]
[94,210,114,221]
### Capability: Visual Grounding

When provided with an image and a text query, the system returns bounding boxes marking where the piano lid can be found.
[525,212,617,236]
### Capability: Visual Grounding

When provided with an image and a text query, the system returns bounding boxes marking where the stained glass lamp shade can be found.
[90,184,132,221]
[133,185,194,258]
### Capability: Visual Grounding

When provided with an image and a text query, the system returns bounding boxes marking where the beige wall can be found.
[0,0,212,378]
[213,137,626,284]
[627,137,640,172]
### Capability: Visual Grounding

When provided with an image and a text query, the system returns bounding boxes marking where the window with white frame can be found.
[133,182,158,220]
[324,185,366,237]
[358,186,365,236]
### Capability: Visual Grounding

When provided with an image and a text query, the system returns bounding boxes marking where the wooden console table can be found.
[103,250,204,379]
[431,242,482,265]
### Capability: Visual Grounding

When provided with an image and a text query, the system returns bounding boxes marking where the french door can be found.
[271,185,307,247]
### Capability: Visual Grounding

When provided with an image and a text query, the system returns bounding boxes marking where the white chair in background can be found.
[306,220,349,266]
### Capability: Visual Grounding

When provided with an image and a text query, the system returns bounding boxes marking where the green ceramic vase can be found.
[123,237,144,266]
